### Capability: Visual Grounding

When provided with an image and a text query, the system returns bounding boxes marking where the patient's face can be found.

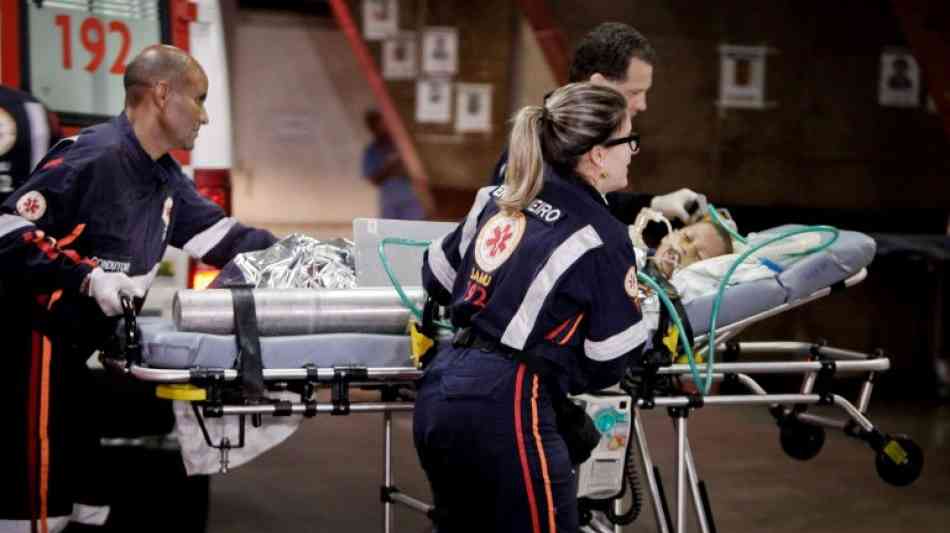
[654,221,731,277]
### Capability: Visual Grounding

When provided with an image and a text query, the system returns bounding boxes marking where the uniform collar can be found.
[547,168,609,208]
[116,112,174,183]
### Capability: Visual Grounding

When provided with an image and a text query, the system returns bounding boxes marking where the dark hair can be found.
[569,22,657,83]
[499,83,627,213]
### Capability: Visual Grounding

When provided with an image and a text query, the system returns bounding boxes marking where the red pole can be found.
[1,0,22,87]
[515,0,569,85]
[327,0,435,216]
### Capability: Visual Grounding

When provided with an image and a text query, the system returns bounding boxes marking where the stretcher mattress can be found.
[136,225,874,369]
[137,318,414,369]
[684,225,875,334]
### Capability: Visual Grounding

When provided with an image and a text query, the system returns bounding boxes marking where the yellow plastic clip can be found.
[156,384,207,402]
[883,439,909,465]
[409,321,436,369]
[662,326,680,356]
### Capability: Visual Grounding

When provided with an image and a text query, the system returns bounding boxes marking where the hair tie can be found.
[540,106,552,123]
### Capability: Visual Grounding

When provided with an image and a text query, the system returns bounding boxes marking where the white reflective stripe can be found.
[584,320,650,362]
[0,516,70,533]
[0,213,33,238]
[71,503,111,526]
[182,217,237,259]
[458,186,495,258]
[501,225,603,350]
[51,135,78,152]
[426,235,456,292]
[24,102,51,172]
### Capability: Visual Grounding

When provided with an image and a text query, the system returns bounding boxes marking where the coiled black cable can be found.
[604,415,643,525]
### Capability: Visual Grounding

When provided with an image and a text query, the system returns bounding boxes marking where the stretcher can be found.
[100,221,923,533]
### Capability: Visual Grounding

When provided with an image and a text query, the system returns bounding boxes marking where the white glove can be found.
[85,267,145,317]
[650,188,706,224]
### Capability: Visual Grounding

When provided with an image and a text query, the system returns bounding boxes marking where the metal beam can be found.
[514,0,569,86]
[327,0,435,215]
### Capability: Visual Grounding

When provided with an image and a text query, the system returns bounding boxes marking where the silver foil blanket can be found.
[220,233,358,289]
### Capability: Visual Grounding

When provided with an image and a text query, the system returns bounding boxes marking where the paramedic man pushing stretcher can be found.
[491,22,704,226]
[0,45,277,531]
[417,82,648,533]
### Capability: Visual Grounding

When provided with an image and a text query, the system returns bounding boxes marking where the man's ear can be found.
[153,81,170,110]
[589,73,607,86]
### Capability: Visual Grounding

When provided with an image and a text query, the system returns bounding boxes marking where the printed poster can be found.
[415,78,452,123]
[422,27,458,75]
[363,0,398,41]
[718,45,769,109]
[455,83,493,133]
[383,33,417,80]
[878,50,920,108]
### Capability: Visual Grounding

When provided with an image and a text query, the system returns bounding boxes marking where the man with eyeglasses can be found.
[0,44,277,532]
[492,22,704,226]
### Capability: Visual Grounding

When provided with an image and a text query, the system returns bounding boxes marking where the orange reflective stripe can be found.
[558,312,585,346]
[513,364,542,533]
[544,316,572,342]
[37,291,60,533]
[26,332,42,533]
[56,223,85,248]
[530,375,557,533]
[38,335,52,533]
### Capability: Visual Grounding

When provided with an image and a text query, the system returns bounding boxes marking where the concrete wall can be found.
[222,3,378,238]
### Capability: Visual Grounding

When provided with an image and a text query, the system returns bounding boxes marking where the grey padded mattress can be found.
[138,318,414,369]
[684,225,875,334]
[137,225,874,369]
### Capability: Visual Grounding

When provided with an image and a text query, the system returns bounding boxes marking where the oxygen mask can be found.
[630,208,673,250]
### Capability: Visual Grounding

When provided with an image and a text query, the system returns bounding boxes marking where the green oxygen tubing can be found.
[644,205,840,395]
[378,237,431,322]
[378,209,841,396]
[378,237,454,330]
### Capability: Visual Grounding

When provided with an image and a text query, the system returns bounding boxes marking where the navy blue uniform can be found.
[0,86,53,204]
[416,172,647,533]
[489,150,652,225]
[0,113,276,527]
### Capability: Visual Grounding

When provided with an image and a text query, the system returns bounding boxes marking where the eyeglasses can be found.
[603,133,641,154]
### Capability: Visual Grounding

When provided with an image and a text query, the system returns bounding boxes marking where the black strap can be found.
[230,285,267,402]
[642,261,694,352]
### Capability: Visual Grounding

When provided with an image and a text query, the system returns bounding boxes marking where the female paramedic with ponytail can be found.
[416,82,649,533]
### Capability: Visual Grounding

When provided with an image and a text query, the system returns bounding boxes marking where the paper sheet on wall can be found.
[415,78,452,123]
[455,83,493,133]
[878,50,920,108]
[383,33,417,80]
[718,45,769,109]
[422,27,458,75]
[363,0,398,41]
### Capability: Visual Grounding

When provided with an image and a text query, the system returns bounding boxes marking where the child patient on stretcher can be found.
[649,220,734,279]
[634,212,776,307]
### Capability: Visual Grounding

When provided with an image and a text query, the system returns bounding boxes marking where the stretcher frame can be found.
[102,267,922,533]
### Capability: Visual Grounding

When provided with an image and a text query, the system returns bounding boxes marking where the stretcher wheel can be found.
[779,420,825,461]
[875,435,923,487]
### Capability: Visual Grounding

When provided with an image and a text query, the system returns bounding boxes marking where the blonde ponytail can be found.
[498,106,545,215]
[496,83,627,215]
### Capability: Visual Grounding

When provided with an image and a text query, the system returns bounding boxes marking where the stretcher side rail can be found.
[98,254,922,532]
